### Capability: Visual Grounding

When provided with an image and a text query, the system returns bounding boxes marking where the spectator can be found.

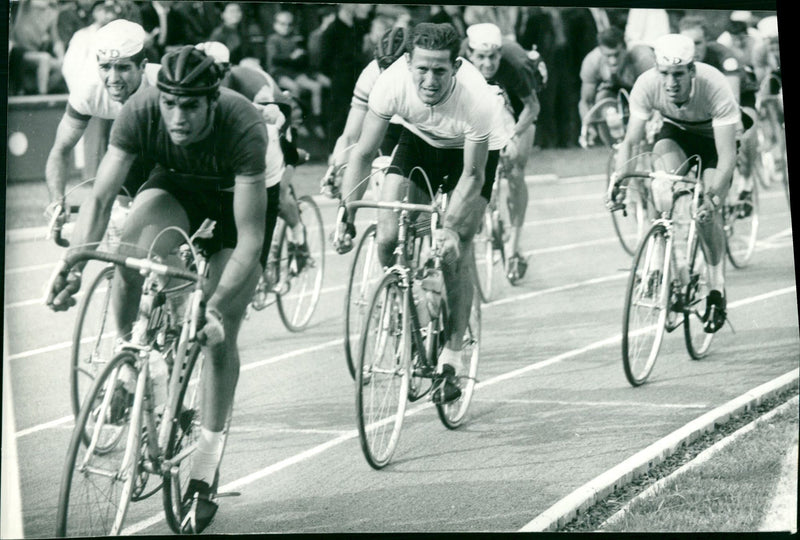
[625,8,671,49]
[208,2,262,66]
[9,0,65,95]
[138,0,197,59]
[172,1,220,44]
[319,3,372,152]
[717,11,762,51]
[427,5,466,37]
[56,0,98,49]
[266,10,330,139]
[463,6,520,41]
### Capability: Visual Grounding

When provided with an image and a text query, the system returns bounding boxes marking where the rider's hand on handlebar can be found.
[45,198,69,231]
[434,227,461,267]
[694,194,718,224]
[45,262,82,311]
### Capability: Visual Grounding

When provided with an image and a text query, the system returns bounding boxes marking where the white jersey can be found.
[67,63,160,120]
[629,62,740,139]
[368,55,513,150]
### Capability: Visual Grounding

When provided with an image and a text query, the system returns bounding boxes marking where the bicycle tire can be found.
[344,223,381,379]
[356,271,410,469]
[56,350,142,537]
[472,208,496,302]
[436,287,481,429]
[277,195,325,331]
[608,154,648,256]
[683,239,715,359]
[622,223,671,386]
[725,175,759,269]
[70,265,116,443]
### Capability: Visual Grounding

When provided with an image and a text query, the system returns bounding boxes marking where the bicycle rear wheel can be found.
[277,195,325,331]
[344,223,382,379]
[725,174,759,269]
[70,266,116,431]
[472,207,500,302]
[622,224,671,386]
[56,351,142,537]
[356,272,410,469]
[436,289,481,429]
[683,240,715,359]
[608,157,648,256]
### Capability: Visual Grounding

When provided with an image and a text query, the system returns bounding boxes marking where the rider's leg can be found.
[506,125,535,259]
[112,187,189,339]
[375,172,409,268]
[651,138,691,285]
[697,166,730,293]
[277,165,304,243]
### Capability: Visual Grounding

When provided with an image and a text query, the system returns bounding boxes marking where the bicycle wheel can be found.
[356,272,410,469]
[683,240,715,359]
[277,195,325,331]
[436,289,481,429]
[56,351,142,537]
[70,266,116,437]
[622,224,671,386]
[608,156,648,256]
[472,207,500,302]
[725,175,759,269]
[344,223,382,379]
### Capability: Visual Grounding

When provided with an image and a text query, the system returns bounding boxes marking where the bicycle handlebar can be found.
[47,203,82,248]
[616,170,699,184]
[61,250,201,283]
[345,200,436,215]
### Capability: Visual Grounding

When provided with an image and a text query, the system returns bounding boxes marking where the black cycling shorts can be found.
[388,129,500,201]
[380,123,405,157]
[139,169,280,268]
[654,122,718,171]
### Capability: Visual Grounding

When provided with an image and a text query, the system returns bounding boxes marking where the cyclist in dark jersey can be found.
[47,46,273,534]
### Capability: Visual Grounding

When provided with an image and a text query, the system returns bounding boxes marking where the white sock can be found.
[437,346,464,375]
[190,427,225,485]
[291,224,305,244]
[708,261,725,293]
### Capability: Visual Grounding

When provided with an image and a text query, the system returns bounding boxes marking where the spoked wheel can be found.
[356,272,410,469]
[344,223,383,379]
[70,265,116,439]
[276,195,325,331]
[756,99,788,201]
[162,344,231,533]
[608,155,648,256]
[683,240,715,360]
[472,207,503,302]
[725,173,759,269]
[622,224,671,386]
[56,351,142,537]
[436,287,481,429]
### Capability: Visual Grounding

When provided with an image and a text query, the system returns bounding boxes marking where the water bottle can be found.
[148,349,168,414]
[421,268,444,320]
[605,107,625,141]
[412,280,430,328]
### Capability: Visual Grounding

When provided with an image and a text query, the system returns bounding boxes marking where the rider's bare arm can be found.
[578,81,597,120]
[45,113,91,202]
[707,123,738,197]
[615,114,648,175]
[208,174,267,313]
[331,106,368,167]
[514,93,539,137]
[68,144,136,264]
[341,110,389,206]
[444,139,489,240]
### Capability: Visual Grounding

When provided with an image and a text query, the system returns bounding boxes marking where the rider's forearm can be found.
[341,149,372,208]
[706,158,736,197]
[45,148,72,203]
[66,195,114,270]
[444,173,484,240]
[514,100,538,137]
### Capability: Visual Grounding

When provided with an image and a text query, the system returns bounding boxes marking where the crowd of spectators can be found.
[8,2,777,150]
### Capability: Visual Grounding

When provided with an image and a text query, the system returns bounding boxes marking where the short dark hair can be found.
[727,20,748,36]
[597,26,624,49]
[409,22,460,63]
[678,15,708,38]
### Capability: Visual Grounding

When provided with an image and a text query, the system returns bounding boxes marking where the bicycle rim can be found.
[277,196,325,331]
[726,176,759,269]
[472,209,495,302]
[70,266,116,437]
[622,225,670,386]
[608,160,647,256]
[344,223,381,379]
[437,292,480,428]
[684,241,715,359]
[56,351,141,537]
[356,272,410,469]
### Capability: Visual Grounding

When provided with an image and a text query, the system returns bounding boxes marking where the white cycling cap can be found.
[94,19,146,60]
[730,10,752,22]
[653,33,695,67]
[467,23,502,51]
[196,41,230,64]
[757,16,779,38]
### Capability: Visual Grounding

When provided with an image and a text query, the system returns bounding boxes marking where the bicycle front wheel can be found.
[356,272,410,469]
[437,290,481,429]
[70,266,116,431]
[472,208,498,302]
[725,176,759,269]
[344,223,382,379]
[608,158,648,256]
[683,240,715,359]
[622,224,671,386]
[56,351,142,537]
[277,195,325,331]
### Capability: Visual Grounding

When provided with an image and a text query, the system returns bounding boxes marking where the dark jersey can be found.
[110,86,267,190]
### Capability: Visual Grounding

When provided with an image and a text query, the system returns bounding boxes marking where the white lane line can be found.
[14,415,73,438]
[119,284,797,535]
[5,262,59,275]
[232,426,352,435]
[477,398,710,409]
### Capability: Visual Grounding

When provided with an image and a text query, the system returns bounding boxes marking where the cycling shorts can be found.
[654,122,718,171]
[388,129,500,201]
[380,123,405,157]
[140,168,280,268]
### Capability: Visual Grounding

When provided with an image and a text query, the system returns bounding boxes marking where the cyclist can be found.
[45,19,159,233]
[46,46,274,534]
[463,22,542,283]
[578,26,656,121]
[325,25,409,223]
[612,33,742,334]
[338,22,512,402]
[753,16,781,98]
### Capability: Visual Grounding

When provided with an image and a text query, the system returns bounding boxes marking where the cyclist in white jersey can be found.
[338,22,513,402]
[45,19,159,230]
[612,34,741,333]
